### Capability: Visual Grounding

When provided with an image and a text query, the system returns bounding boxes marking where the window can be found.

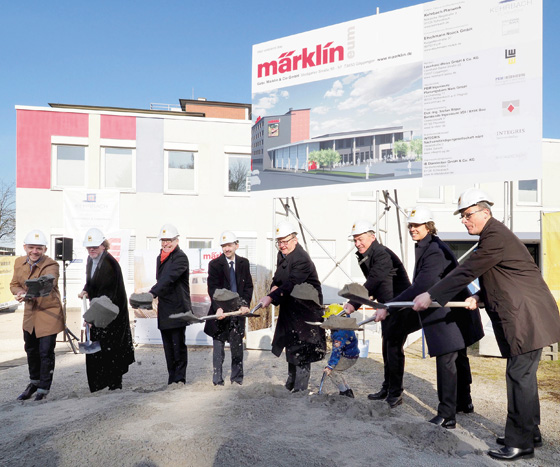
[102,147,135,191]
[228,154,251,193]
[517,179,540,205]
[418,185,443,203]
[164,150,197,193]
[52,145,86,188]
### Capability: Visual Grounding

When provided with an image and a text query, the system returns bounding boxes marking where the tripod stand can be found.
[61,258,80,354]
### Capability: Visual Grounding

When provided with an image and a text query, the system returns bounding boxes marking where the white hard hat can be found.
[24,229,48,246]
[350,220,375,236]
[454,188,494,215]
[220,231,238,246]
[159,224,179,240]
[275,221,297,239]
[407,206,433,224]
[83,228,105,247]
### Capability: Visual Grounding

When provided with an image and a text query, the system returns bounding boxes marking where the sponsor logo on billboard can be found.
[85,194,96,203]
[496,128,525,138]
[491,0,534,14]
[505,48,516,64]
[502,100,520,116]
[257,42,345,78]
[502,18,520,35]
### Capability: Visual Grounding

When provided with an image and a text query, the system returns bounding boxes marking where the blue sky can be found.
[1,0,559,186]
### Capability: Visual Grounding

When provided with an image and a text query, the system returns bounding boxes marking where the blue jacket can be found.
[326,328,360,369]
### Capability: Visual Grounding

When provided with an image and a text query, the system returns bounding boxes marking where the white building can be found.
[14,101,560,343]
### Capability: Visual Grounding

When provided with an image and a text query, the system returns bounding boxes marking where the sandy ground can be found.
[1,309,559,467]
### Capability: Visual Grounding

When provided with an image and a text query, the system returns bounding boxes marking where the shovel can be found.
[79,298,101,354]
[170,307,261,324]
[79,323,102,354]
[338,283,473,311]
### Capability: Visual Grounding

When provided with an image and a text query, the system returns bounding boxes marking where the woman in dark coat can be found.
[149,224,192,385]
[79,228,135,392]
[379,206,483,427]
[258,221,326,392]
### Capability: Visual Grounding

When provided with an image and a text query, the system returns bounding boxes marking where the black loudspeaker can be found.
[54,237,73,261]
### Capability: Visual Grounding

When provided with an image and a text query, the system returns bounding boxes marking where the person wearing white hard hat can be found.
[204,231,253,386]
[346,219,418,408]
[149,224,192,385]
[258,221,326,392]
[413,189,560,461]
[78,228,135,392]
[10,229,65,401]
[376,207,483,428]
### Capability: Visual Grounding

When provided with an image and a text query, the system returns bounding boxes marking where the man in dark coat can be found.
[344,220,419,408]
[414,188,560,461]
[204,231,253,386]
[150,224,192,385]
[258,221,326,392]
[79,228,135,392]
[378,207,483,428]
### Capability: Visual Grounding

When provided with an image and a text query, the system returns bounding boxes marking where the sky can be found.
[1,0,559,187]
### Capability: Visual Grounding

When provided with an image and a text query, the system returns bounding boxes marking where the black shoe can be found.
[428,415,456,429]
[17,384,38,401]
[213,381,225,386]
[339,389,354,398]
[487,446,534,461]
[231,381,243,386]
[496,435,542,448]
[386,396,403,408]
[108,384,122,391]
[34,393,47,401]
[456,403,474,414]
[367,388,388,400]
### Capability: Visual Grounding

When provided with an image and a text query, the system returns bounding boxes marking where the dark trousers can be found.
[160,327,188,384]
[286,362,311,392]
[380,325,409,397]
[436,348,472,418]
[212,329,244,385]
[23,330,57,392]
[504,348,542,449]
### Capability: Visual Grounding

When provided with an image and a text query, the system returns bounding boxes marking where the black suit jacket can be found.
[429,217,560,357]
[204,253,254,340]
[353,240,420,336]
[269,243,326,364]
[392,234,483,356]
[150,247,191,330]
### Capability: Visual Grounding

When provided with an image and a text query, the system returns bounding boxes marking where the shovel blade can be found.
[79,341,102,354]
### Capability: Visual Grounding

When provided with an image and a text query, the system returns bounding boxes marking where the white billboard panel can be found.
[250,0,542,195]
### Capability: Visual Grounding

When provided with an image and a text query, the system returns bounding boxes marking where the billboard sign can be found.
[251,0,542,195]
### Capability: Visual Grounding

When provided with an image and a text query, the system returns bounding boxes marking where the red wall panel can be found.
[100,115,136,140]
[16,110,89,189]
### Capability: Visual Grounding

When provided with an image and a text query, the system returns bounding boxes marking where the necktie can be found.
[229,261,237,292]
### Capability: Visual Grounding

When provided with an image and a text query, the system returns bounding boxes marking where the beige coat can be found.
[10,255,65,338]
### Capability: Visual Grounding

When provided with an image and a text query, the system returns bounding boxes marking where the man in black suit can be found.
[344,220,419,408]
[414,188,560,461]
[204,231,253,386]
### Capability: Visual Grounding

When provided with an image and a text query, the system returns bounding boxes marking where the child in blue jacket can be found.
[322,304,360,398]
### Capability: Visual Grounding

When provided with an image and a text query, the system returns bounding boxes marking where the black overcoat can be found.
[150,247,192,330]
[354,240,420,336]
[83,251,135,392]
[204,253,254,341]
[392,234,484,357]
[429,217,560,357]
[269,243,326,365]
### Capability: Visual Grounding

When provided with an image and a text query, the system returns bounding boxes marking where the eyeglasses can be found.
[86,246,101,250]
[276,236,295,246]
[460,209,484,220]
[160,238,177,244]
